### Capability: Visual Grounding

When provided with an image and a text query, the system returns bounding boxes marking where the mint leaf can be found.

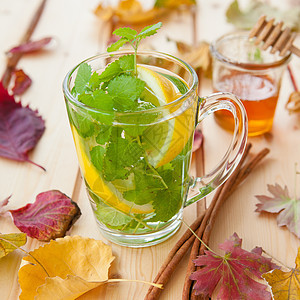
[102,137,144,181]
[95,205,132,227]
[74,63,91,93]
[98,61,122,82]
[78,91,114,125]
[136,22,162,40]
[90,146,105,172]
[96,125,112,145]
[72,113,94,138]
[107,37,128,52]
[107,75,145,111]
[119,55,134,72]
[113,27,138,40]
[89,71,101,90]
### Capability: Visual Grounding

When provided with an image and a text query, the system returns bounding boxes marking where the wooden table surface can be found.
[1,0,300,299]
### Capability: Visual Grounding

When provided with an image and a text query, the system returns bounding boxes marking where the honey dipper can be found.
[249,15,300,57]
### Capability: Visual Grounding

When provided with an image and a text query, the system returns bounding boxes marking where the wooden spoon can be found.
[249,15,300,57]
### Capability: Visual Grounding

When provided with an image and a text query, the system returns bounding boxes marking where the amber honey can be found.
[213,72,279,136]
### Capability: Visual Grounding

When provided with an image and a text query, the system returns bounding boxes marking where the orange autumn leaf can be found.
[18,236,115,300]
[263,247,300,300]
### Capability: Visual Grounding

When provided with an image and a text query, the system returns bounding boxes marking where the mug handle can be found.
[185,92,248,207]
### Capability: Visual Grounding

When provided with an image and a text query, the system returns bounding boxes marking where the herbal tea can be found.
[213,72,279,136]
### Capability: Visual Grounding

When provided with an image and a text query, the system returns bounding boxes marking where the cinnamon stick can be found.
[1,0,47,88]
[145,211,205,300]
[189,146,270,299]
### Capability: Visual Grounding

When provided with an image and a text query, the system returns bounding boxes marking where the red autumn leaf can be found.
[190,233,279,300]
[0,196,10,217]
[255,183,300,238]
[9,190,81,242]
[0,82,45,169]
[7,37,52,54]
[192,129,203,152]
[11,69,32,95]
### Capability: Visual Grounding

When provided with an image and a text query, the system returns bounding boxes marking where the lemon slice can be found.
[71,125,154,215]
[137,65,194,168]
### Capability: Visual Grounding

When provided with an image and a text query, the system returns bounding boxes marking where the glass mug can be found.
[63,51,248,247]
[210,31,291,136]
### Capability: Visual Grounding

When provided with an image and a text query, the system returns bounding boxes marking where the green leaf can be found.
[102,137,144,181]
[112,27,138,40]
[107,37,128,52]
[96,125,112,145]
[90,146,105,173]
[159,72,188,94]
[136,22,162,40]
[95,206,132,227]
[98,60,122,82]
[107,75,145,111]
[226,0,300,31]
[0,233,27,259]
[72,112,95,138]
[74,63,92,93]
[89,71,102,90]
[119,55,134,72]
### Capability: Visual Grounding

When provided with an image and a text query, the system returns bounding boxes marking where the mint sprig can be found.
[107,22,162,75]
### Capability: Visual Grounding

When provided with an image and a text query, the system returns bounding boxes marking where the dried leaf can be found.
[286,91,300,114]
[0,196,10,217]
[226,0,300,31]
[0,82,45,169]
[263,247,300,300]
[10,190,81,242]
[192,129,203,152]
[255,183,300,238]
[190,233,279,299]
[95,0,167,25]
[0,233,27,258]
[154,0,196,8]
[174,40,212,77]
[7,37,53,54]
[11,69,32,95]
[18,236,115,300]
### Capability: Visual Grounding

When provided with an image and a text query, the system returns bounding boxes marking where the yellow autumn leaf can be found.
[18,235,114,300]
[0,233,27,258]
[262,247,300,300]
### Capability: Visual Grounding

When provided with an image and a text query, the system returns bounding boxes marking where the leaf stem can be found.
[136,136,168,189]
[0,237,50,277]
[182,220,215,254]
[107,278,163,289]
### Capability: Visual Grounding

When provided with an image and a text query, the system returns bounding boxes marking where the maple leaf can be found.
[18,236,115,299]
[7,37,53,54]
[255,183,300,238]
[263,247,300,300]
[11,69,32,95]
[0,233,27,259]
[0,82,45,169]
[9,190,81,242]
[190,233,279,299]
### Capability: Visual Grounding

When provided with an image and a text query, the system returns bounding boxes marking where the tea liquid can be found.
[214,72,278,136]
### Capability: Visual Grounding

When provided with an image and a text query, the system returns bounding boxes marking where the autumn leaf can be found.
[0,82,45,169]
[190,233,279,299]
[255,183,300,238]
[0,233,27,258]
[11,69,32,95]
[263,247,300,300]
[226,0,300,31]
[94,0,196,26]
[18,236,115,300]
[7,37,53,54]
[173,40,212,77]
[286,91,300,114]
[0,196,10,217]
[10,190,81,242]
